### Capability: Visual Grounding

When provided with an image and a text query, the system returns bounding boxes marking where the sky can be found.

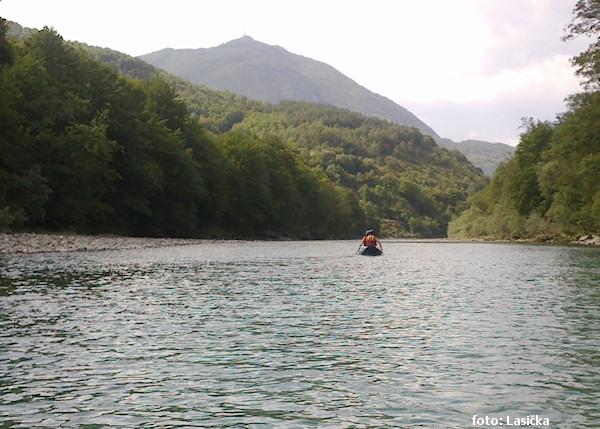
[0,0,591,146]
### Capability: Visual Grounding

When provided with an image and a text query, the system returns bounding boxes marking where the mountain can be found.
[438,139,514,176]
[139,36,517,174]
[140,36,439,138]
[6,22,510,174]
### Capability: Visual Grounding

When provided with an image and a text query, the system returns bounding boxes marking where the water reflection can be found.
[1,241,599,427]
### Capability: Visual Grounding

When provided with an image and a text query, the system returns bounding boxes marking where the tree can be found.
[0,18,14,67]
[43,115,118,229]
[563,0,600,91]
[0,31,56,228]
[508,119,553,216]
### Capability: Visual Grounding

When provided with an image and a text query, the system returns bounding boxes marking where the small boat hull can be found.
[360,247,382,256]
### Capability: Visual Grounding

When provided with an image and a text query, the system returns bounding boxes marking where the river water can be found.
[1,240,599,428]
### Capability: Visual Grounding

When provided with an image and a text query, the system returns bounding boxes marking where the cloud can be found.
[478,0,587,73]
[408,61,579,146]
[387,0,588,145]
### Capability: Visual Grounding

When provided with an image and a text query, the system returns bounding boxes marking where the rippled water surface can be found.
[1,241,599,428]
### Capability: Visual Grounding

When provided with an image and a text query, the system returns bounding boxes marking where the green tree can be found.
[563,0,600,91]
[0,18,14,67]
[218,132,274,235]
[508,119,553,215]
[44,114,118,229]
[0,31,56,228]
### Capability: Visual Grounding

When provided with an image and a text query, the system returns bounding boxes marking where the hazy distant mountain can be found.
[140,36,439,138]
[438,139,514,176]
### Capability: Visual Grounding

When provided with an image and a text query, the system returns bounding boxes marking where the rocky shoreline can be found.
[0,233,208,254]
[574,234,600,246]
[0,232,598,254]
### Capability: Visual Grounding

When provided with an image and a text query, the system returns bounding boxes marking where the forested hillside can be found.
[229,102,487,237]
[84,41,489,237]
[139,37,521,175]
[95,45,493,236]
[449,1,600,241]
[0,24,365,238]
[139,36,440,138]
[448,101,600,240]
[1,21,487,238]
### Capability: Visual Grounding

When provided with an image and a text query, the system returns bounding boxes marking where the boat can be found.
[360,246,382,256]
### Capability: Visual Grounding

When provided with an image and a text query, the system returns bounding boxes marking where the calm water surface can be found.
[1,241,599,428]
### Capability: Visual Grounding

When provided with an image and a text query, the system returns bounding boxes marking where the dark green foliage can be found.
[228,102,487,237]
[449,101,600,239]
[216,132,364,237]
[0,19,14,67]
[0,27,368,238]
[0,26,486,238]
[508,120,553,216]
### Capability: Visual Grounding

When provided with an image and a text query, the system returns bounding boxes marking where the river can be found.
[1,240,599,428]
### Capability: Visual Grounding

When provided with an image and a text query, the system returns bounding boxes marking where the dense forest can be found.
[449,0,600,241]
[87,43,488,237]
[0,21,489,238]
[0,23,366,238]
[229,102,486,237]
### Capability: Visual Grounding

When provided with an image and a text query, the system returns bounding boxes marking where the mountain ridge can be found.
[6,22,513,174]
[140,36,440,139]
[141,36,514,174]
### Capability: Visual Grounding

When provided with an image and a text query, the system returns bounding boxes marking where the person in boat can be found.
[358,229,383,255]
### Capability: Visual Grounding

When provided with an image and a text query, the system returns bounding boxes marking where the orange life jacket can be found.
[364,234,377,247]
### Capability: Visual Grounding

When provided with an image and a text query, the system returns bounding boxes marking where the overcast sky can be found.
[1,0,591,145]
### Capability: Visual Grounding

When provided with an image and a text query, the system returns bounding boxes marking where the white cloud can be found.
[378,0,588,144]
[408,58,580,147]
[479,0,582,72]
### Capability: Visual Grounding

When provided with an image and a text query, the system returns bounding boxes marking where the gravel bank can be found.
[2,232,597,254]
[0,233,207,254]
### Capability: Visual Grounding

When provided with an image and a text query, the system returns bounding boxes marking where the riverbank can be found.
[1,232,598,254]
[573,234,600,246]
[0,233,208,254]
